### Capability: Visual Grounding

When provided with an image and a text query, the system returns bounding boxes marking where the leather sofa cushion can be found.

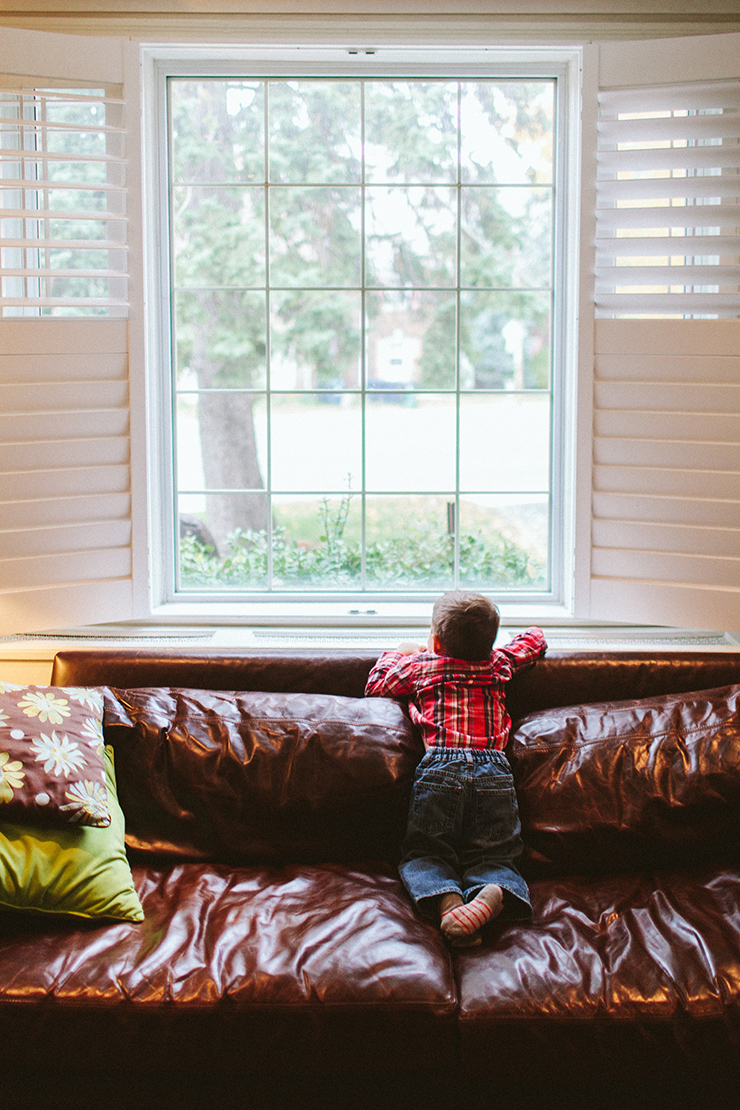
[509,684,740,876]
[103,687,422,863]
[456,866,740,1083]
[0,860,457,1074]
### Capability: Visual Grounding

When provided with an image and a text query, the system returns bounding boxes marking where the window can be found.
[150,49,580,612]
[0,79,127,317]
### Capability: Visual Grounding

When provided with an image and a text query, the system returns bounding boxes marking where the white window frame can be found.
[140,44,584,626]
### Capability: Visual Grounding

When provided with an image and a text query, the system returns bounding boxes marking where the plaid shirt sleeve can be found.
[497,627,547,674]
[365,650,420,698]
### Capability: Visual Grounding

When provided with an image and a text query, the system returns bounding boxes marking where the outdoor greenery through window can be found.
[170,76,555,595]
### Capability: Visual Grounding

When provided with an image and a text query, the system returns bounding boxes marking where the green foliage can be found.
[179,496,544,591]
[171,78,554,396]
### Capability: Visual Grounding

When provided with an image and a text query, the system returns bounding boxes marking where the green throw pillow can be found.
[0,746,144,922]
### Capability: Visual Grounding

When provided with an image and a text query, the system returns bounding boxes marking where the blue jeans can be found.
[399,748,531,920]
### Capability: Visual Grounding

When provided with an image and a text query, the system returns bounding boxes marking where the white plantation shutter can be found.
[595,79,740,318]
[588,35,740,631]
[590,317,740,629]
[0,80,128,316]
[0,30,140,636]
[0,316,135,635]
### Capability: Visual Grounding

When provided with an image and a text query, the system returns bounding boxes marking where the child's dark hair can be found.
[431,590,500,661]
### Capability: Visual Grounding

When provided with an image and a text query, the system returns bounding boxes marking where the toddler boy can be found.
[365,590,546,946]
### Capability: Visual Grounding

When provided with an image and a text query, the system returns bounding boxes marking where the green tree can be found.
[172,80,364,546]
[172,81,269,544]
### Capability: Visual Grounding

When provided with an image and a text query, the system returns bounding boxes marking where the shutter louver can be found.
[595,80,740,318]
[0,80,127,316]
[0,316,135,636]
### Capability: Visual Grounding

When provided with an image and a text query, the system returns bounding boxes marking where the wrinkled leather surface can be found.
[0,861,457,1073]
[510,684,740,876]
[103,687,420,863]
[504,650,740,723]
[52,649,381,699]
[456,867,740,1081]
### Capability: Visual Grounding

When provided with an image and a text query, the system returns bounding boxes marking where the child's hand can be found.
[396,642,425,655]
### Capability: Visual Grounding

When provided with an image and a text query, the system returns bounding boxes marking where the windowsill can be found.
[2,622,738,654]
[148,599,577,627]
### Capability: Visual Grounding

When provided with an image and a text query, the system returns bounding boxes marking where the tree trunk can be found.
[195,389,267,551]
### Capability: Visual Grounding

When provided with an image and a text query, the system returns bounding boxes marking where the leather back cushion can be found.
[509,684,740,876]
[103,687,421,864]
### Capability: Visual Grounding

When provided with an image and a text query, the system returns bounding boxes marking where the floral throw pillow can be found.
[0,683,111,828]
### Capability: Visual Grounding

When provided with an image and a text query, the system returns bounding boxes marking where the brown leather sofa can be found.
[3,646,740,1110]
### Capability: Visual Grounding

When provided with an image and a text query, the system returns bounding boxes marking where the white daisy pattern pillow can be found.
[0,684,111,827]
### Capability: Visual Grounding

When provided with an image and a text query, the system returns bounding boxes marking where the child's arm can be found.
[364,645,424,698]
[497,627,547,674]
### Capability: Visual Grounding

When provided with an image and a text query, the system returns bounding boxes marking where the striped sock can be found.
[441,885,503,939]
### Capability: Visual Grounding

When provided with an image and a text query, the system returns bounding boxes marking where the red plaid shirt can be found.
[365,627,546,751]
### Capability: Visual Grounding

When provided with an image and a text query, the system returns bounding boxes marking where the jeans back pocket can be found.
[409,768,462,837]
[472,772,520,847]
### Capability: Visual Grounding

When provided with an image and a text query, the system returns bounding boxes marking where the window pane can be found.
[178,492,270,590]
[269,186,362,287]
[460,82,554,185]
[459,290,551,390]
[460,187,552,289]
[366,290,456,391]
[172,186,265,287]
[176,395,204,492]
[365,496,454,591]
[176,393,268,499]
[270,394,362,492]
[270,290,361,390]
[170,80,264,184]
[176,290,267,389]
[365,187,457,287]
[365,394,457,492]
[272,493,362,590]
[364,81,458,184]
[268,81,361,184]
[458,494,549,589]
[459,394,551,492]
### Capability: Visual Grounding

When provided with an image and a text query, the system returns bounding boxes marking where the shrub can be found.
[179,498,545,591]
